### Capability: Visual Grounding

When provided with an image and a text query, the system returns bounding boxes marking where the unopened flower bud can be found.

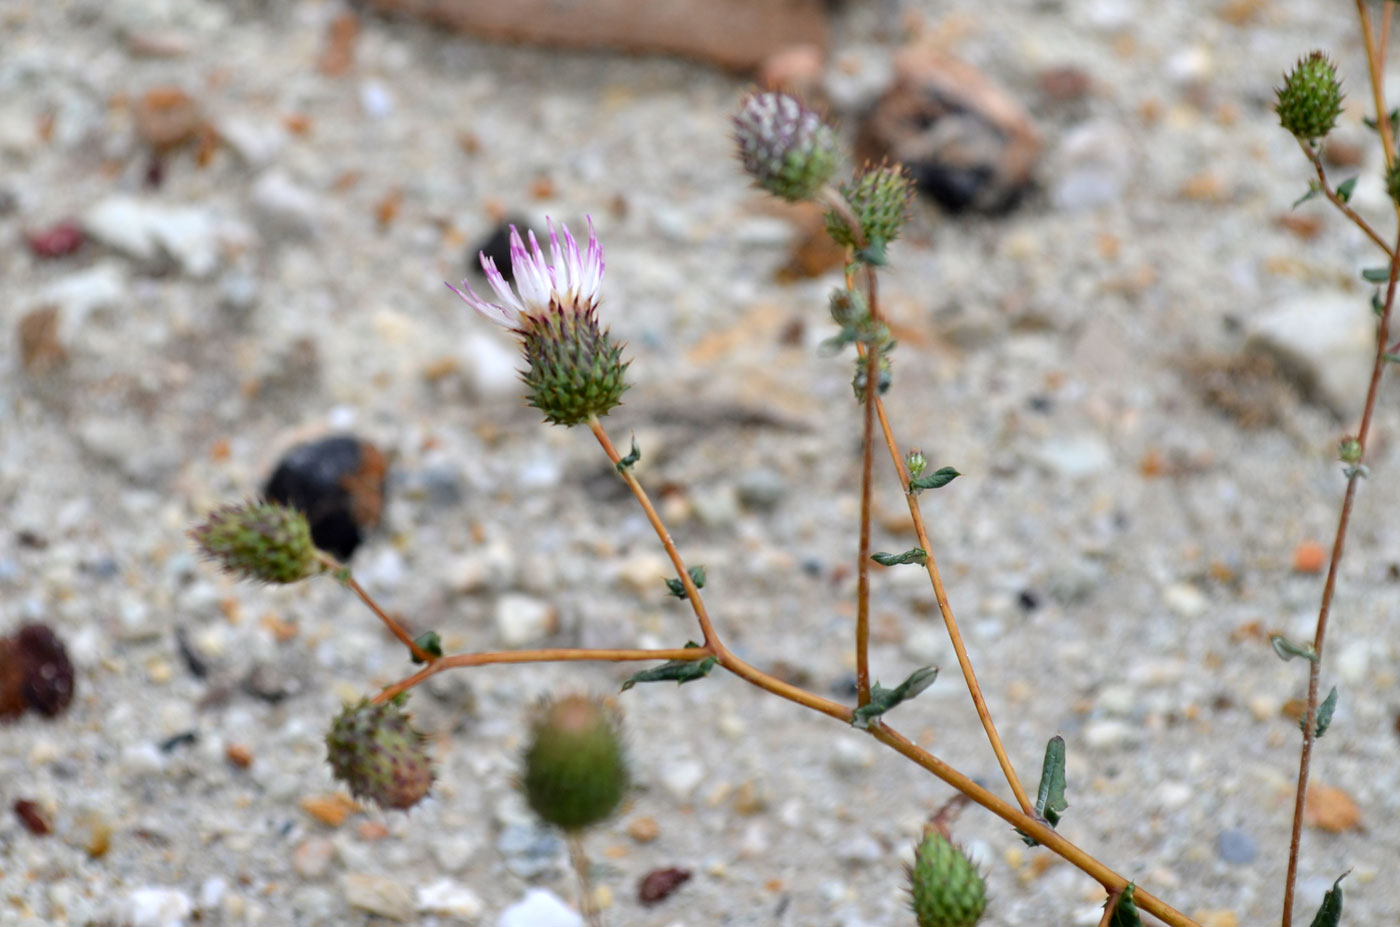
[521,308,630,426]
[1275,52,1343,142]
[733,92,840,202]
[906,449,928,479]
[325,698,434,811]
[522,695,629,833]
[853,353,892,402]
[1338,436,1362,465]
[826,163,915,260]
[190,500,322,584]
[908,831,988,927]
[830,288,868,328]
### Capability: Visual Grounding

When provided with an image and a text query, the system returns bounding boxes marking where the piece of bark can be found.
[364,0,828,73]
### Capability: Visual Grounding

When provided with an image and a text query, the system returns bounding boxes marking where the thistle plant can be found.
[188,17,1400,921]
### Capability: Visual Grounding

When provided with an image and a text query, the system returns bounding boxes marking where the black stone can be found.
[263,435,383,561]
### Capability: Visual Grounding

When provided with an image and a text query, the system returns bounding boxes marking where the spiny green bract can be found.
[908,831,988,927]
[519,306,629,427]
[1275,51,1343,142]
[189,499,321,584]
[325,698,434,810]
[826,163,915,257]
[521,695,629,832]
[733,91,840,203]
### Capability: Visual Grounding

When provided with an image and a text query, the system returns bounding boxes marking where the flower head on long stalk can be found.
[447,217,627,426]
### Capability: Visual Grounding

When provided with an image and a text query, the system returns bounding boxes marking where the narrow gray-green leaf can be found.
[1108,884,1143,927]
[1292,183,1322,209]
[620,643,717,691]
[909,466,960,493]
[1271,634,1318,663]
[1307,873,1347,927]
[1335,177,1358,203]
[1311,686,1338,738]
[1035,735,1069,827]
[871,548,927,567]
[616,437,642,473]
[1361,266,1392,284]
[850,666,938,729]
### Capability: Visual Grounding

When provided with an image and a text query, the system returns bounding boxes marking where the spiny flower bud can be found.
[1275,52,1343,142]
[733,91,840,202]
[522,695,629,833]
[521,308,630,426]
[906,449,928,479]
[830,288,868,328]
[325,698,434,810]
[190,500,322,584]
[1338,436,1362,465]
[853,352,892,402]
[826,163,915,260]
[908,831,988,927]
[447,217,629,426]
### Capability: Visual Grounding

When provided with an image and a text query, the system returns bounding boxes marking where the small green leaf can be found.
[851,666,938,729]
[1383,352,1400,364]
[1035,735,1069,826]
[616,436,642,473]
[620,643,717,691]
[1361,266,1392,284]
[1271,634,1318,663]
[1371,290,1385,316]
[410,630,443,665]
[1335,177,1358,203]
[1107,884,1143,927]
[871,548,927,567]
[664,565,707,599]
[1308,873,1348,927]
[1302,686,1339,738]
[1292,182,1322,209]
[854,237,889,267]
[909,467,960,493]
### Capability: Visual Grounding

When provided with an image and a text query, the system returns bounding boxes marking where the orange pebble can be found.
[1293,541,1328,574]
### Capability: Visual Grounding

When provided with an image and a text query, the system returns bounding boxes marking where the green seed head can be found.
[1275,52,1343,142]
[190,499,321,584]
[519,307,630,427]
[733,91,840,202]
[325,698,434,811]
[908,831,988,927]
[826,163,915,255]
[521,694,630,833]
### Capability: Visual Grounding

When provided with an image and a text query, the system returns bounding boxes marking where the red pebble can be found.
[638,867,692,905]
[14,799,52,835]
[25,220,85,259]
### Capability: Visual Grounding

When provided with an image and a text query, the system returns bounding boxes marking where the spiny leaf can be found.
[620,643,717,691]
[616,436,642,473]
[909,467,960,493]
[1307,873,1347,927]
[664,565,707,599]
[410,630,443,665]
[1271,634,1318,663]
[871,548,927,567]
[850,666,938,729]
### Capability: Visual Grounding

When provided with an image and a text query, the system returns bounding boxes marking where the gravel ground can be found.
[3,1,1400,925]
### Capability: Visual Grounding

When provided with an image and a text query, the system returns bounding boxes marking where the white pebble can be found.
[659,759,706,800]
[1163,583,1208,619]
[498,889,581,927]
[125,887,193,927]
[830,736,874,775]
[417,878,483,920]
[494,594,556,647]
[342,873,414,921]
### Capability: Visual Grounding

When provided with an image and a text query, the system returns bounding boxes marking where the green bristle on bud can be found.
[522,695,630,833]
[519,307,630,427]
[733,91,840,202]
[906,449,928,479]
[1275,52,1343,142]
[190,499,322,584]
[826,164,915,259]
[325,698,434,811]
[908,831,988,927]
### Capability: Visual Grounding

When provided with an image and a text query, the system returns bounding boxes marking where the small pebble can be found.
[125,887,194,927]
[1083,719,1137,749]
[830,736,874,775]
[416,878,483,920]
[638,867,692,906]
[626,816,660,843]
[498,888,581,927]
[292,837,335,879]
[342,873,414,921]
[659,759,706,800]
[494,594,556,647]
[1215,828,1258,865]
[1163,583,1208,619]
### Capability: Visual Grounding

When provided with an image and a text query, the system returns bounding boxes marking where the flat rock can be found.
[342,873,414,922]
[1245,291,1375,416]
[83,196,220,277]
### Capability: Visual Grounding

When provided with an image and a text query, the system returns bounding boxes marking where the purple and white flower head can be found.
[447,217,604,330]
[445,216,627,427]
